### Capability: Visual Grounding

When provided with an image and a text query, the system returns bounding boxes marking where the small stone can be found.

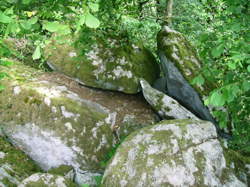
[0,152,5,159]
[13,86,21,95]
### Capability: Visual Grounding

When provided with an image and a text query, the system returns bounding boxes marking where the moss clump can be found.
[223,149,250,183]
[0,137,41,186]
[48,165,73,176]
[0,60,42,88]
[44,33,159,94]
[157,27,216,96]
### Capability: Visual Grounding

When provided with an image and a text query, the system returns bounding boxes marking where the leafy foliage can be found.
[0,0,249,155]
[173,0,250,154]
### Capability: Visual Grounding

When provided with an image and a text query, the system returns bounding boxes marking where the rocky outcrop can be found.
[0,137,41,187]
[140,79,199,120]
[18,173,76,187]
[44,34,159,94]
[0,77,116,172]
[41,73,158,139]
[156,26,216,124]
[102,119,248,186]
[0,61,157,186]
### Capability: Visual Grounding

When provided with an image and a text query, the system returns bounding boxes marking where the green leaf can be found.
[32,46,41,60]
[212,110,228,128]
[0,12,13,23]
[0,60,13,66]
[247,65,250,72]
[209,91,225,107]
[88,3,99,12]
[43,22,71,35]
[20,20,32,30]
[0,85,5,92]
[211,44,224,58]
[76,15,86,32]
[191,74,205,85]
[230,54,245,62]
[7,22,20,34]
[81,184,90,187]
[242,81,250,92]
[22,0,32,5]
[227,62,236,70]
[78,15,86,26]
[231,23,241,32]
[85,13,100,29]
[93,176,102,185]
[230,84,240,97]
[0,72,8,80]
[29,17,38,24]
[4,7,14,15]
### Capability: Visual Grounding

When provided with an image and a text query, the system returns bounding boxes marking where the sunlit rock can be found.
[0,61,157,187]
[0,137,40,187]
[102,119,248,186]
[44,34,159,94]
[140,79,199,120]
[156,26,216,124]
[18,173,76,187]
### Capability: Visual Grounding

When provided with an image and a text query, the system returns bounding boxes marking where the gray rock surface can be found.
[156,26,216,124]
[0,61,158,186]
[18,173,76,187]
[140,79,199,120]
[102,119,248,187]
[45,34,159,94]
[0,137,41,187]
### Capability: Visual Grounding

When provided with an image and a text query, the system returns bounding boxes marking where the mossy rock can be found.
[140,79,199,120]
[101,119,248,186]
[0,61,158,177]
[223,149,250,184]
[157,26,216,96]
[44,34,159,94]
[156,26,217,125]
[0,80,115,172]
[0,59,42,87]
[47,165,73,176]
[0,137,41,187]
[2,38,44,70]
[18,173,77,187]
[0,62,116,172]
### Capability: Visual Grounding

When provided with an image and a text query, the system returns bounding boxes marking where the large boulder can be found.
[44,34,159,94]
[140,79,199,120]
[102,119,248,186]
[0,61,157,183]
[41,73,158,139]
[18,173,76,187]
[0,136,41,187]
[0,74,115,173]
[156,26,216,124]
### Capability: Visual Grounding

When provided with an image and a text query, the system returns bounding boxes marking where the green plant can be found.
[173,0,250,154]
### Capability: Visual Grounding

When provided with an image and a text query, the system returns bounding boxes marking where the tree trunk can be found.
[166,0,173,25]
[156,0,173,26]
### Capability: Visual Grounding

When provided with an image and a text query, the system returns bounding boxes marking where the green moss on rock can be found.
[0,60,42,88]
[0,137,41,186]
[44,33,159,94]
[101,119,247,186]
[0,80,115,171]
[48,165,73,176]
[157,26,216,96]
[18,173,77,187]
